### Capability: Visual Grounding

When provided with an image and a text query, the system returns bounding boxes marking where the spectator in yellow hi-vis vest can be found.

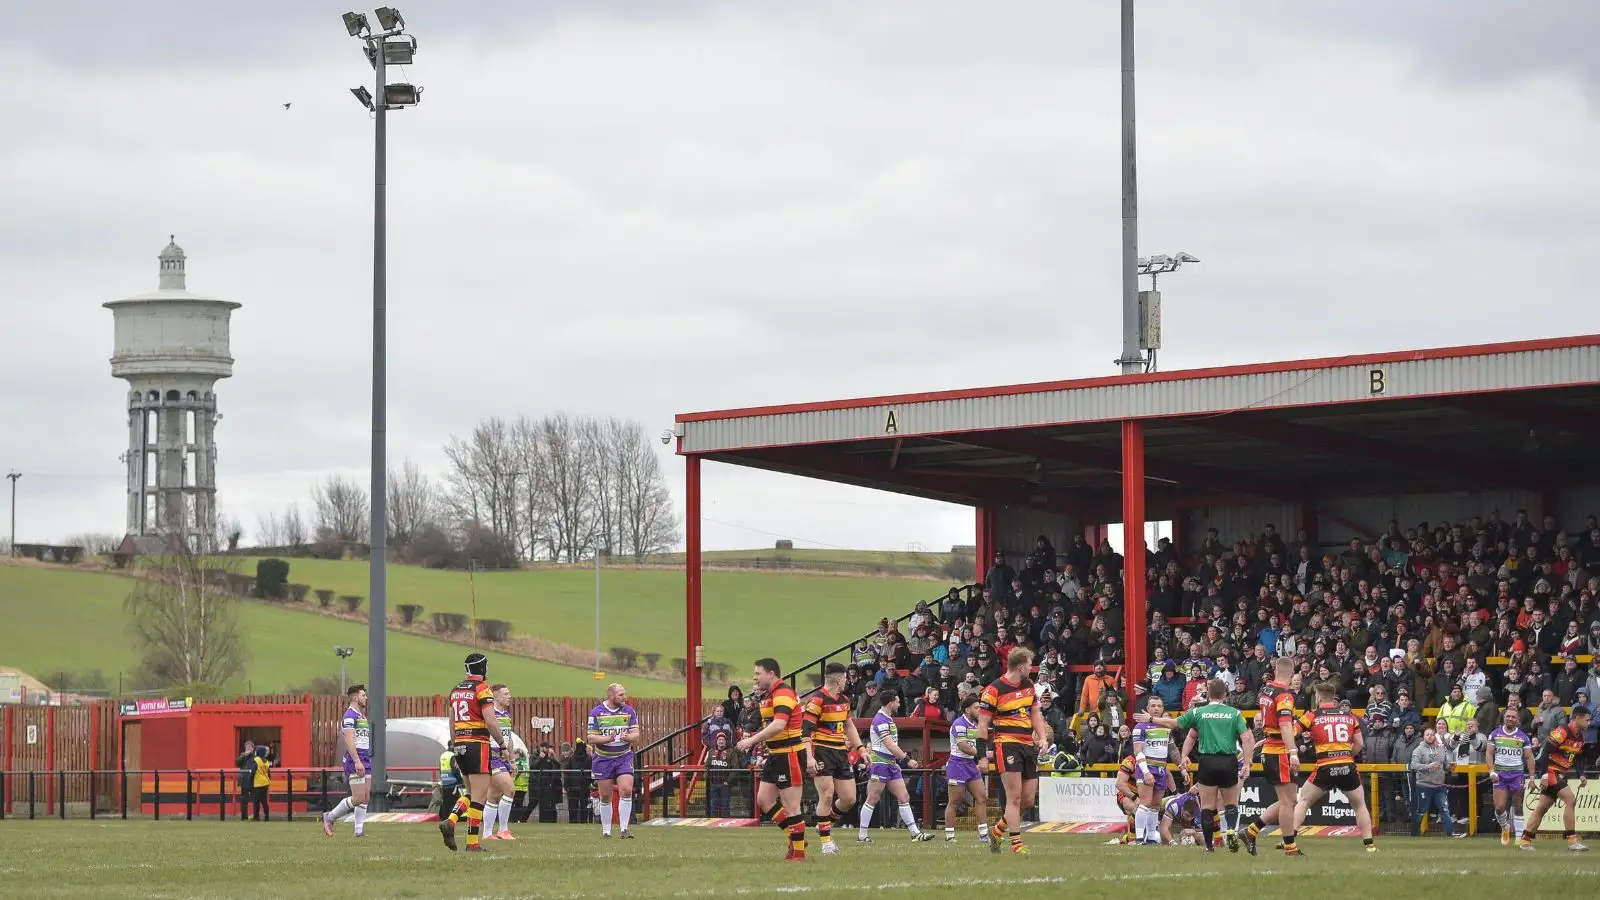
[250,745,274,821]
[1436,685,1476,734]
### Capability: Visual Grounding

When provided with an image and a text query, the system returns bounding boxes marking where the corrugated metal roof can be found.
[680,341,1600,454]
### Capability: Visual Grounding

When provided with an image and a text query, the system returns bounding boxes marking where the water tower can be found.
[105,237,241,552]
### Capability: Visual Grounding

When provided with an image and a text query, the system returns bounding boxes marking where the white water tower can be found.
[105,237,241,551]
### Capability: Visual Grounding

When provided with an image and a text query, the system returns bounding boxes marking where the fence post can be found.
[29,771,37,819]
[58,770,66,819]
[287,769,295,823]
[219,770,227,821]
[185,770,194,821]
[90,769,97,820]
[154,770,161,820]
[120,766,128,819]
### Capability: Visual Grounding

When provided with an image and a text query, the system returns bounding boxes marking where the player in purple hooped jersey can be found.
[585,683,641,838]
[322,684,371,837]
[1130,696,1175,846]
[1489,708,1536,846]
[943,695,990,844]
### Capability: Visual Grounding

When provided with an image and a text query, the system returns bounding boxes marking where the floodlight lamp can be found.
[375,6,405,31]
[382,36,416,66]
[383,83,422,107]
[350,85,374,110]
[342,11,370,37]
[1176,252,1200,263]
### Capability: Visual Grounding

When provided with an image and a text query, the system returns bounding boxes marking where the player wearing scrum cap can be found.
[440,652,502,852]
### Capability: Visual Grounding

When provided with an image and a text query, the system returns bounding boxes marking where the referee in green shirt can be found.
[1148,678,1255,853]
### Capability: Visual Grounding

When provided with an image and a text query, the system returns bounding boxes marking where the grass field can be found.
[3,822,1589,899]
[0,565,680,697]
[236,557,941,673]
[2,559,950,697]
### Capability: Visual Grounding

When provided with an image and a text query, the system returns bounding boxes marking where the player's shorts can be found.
[1538,770,1571,800]
[1491,771,1526,793]
[945,757,981,784]
[1262,751,1295,785]
[1195,753,1240,789]
[454,742,492,776]
[1134,763,1171,793]
[1310,762,1360,793]
[869,761,904,783]
[592,752,635,782]
[812,746,853,780]
[760,750,808,788]
[343,751,372,781]
[993,742,1039,780]
[490,752,512,775]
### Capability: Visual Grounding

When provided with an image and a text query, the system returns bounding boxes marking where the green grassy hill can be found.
[0,565,678,697]
[2,559,952,698]
[239,557,940,674]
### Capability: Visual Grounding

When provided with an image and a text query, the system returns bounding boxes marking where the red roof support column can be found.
[975,506,995,586]
[685,454,704,744]
[1121,420,1148,711]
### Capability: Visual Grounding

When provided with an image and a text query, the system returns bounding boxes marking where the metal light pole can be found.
[5,472,19,556]
[1116,0,1144,375]
[342,6,422,811]
[335,646,355,694]
[594,546,603,685]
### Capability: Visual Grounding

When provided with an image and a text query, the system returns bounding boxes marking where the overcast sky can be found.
[2,1,1596,552]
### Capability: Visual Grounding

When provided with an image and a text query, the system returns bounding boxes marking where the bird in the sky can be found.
[283,103,292,110]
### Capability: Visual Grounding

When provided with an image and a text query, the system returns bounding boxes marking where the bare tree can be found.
[387,458,438,546]
[125,547,248,691]
[63,533,122,555]
[312,474,370,543]
[530,413,596,562]
[254,510,283,549]
[282,504,308,555]
[585,417,621,555]
[615,423,680,558]
[443,418,522,555]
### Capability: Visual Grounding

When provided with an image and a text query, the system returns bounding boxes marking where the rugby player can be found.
[1113,752,1140,844]
[977,647,1048,855]
[1243,657,1301,856]
[1289,681,1373,853]
[1158,787,1201,846]
[1518,704,1591,852]
[481,684,520,841]
[857,692,933,843]
[586,682,641,839]
[322,684,371,837]
[439,652,502,852]
[736,658,809,861]
[943,694,990,844]
[802,663,864,854]
[1163,677,1253,852]
[1129,696,1175,846]
[1487,707,1535,845]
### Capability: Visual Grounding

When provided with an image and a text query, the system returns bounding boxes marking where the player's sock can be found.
[1200,808,1217,850]
[1223,804,1239,834]
[787,817,807,853]
[618,796,633,832]
[599,800,613,836]
[497,797,514,833]
[482,800,499,837]
[1523,827,1539,843]
[327,797,354,824]
[1565,831,1579,844]
[858,803,875,839]
[353,804,367,836]
[1245,815,1263,839]
[1137,806,1157,842]
[1009,830,1023,851]
[897,803,922,836]
[466,802,484,848]
[1282,828,1297,852]
[817,813,834,841]
[1512,811,1525,839]
[449,796,468,823]
[977,819,989,839]
[1125,812,1135,839]
[1363,837,1374,849]
[945,825,956,840]
[763,802,782,822]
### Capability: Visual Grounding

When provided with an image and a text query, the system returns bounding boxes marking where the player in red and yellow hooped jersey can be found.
[1113,754,1140,844]
[438,652,501,853]
[802,662,864,854]
[1519,704,1591,852]
[737,658,810,861]
[1290,682,1375,851]
[976,646,1048,856]
[1244,657,1303,856]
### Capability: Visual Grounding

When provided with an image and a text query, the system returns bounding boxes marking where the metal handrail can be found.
[638,583,977,768]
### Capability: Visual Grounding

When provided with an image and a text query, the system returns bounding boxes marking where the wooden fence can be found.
[2,694,715,790]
